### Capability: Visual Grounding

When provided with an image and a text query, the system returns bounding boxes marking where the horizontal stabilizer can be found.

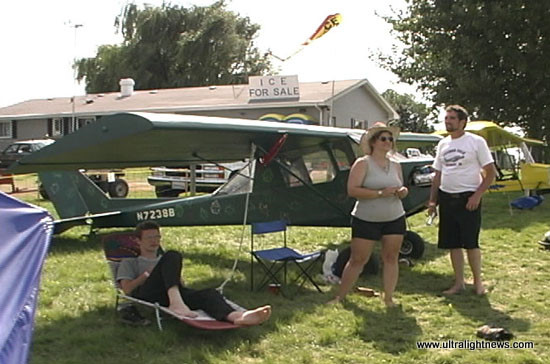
[53,211,121,234]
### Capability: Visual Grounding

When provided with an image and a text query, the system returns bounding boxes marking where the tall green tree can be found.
[76,1,271,93]
[382,89,436,133]
[380,0,550,142]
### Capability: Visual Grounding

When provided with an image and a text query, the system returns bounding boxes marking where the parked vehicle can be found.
[0,139,55,168]
[85,170,129,198]
[38,169,129,199]
[148,162,246,197]
[1,139,129,198]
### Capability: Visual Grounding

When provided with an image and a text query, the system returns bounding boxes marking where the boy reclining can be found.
[116,221,271,326]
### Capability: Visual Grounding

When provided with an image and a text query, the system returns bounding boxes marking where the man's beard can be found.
[445,123,458,132]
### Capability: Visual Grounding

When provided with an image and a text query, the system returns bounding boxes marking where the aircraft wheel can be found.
[400,231,425,259]
[155,186,180,197]
[333,247,379,277]
[108,178,129,198]
[363,253,380,275]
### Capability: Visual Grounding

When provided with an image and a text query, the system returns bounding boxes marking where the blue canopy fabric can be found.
[0,192,53,364]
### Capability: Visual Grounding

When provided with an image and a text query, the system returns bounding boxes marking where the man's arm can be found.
[119,272,150,295]
[427,170,442,216]
[116,259,151,295]
[466,163,496,211]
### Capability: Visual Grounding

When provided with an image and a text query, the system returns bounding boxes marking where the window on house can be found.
[352,119,366,129]
[0,121,12,138]
[71,117,95,133]
[52,118,63,136]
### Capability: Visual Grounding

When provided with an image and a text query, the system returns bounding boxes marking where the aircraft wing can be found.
[9,112,363,173]
[396,132,442,149]
[434,121,544,147]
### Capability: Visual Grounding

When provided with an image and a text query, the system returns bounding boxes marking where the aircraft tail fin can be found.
[38,171,110,218]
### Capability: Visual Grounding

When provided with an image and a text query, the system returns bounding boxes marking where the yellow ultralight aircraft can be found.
[435,121,550,193]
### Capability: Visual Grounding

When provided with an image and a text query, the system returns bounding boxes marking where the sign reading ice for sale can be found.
[248,75,300,101]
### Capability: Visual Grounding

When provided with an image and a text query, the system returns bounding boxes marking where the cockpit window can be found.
[279,155,311,187]
[279,148,337,187]
[304,150,336,184]
[214,160,255,195]
[332,140,355,170]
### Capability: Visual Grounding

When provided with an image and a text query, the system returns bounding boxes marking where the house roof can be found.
[0,79,398,121]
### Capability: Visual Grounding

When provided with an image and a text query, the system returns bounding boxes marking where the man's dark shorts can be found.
[438,190,481,249]
[351,215,406,241]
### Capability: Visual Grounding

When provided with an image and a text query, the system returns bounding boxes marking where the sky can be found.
[0,0,417,109]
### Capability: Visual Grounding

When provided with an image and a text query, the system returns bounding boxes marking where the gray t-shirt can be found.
[116,256,160,282]
[351,156,405,222]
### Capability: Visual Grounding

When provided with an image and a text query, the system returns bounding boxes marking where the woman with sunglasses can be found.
[329,122,408,307]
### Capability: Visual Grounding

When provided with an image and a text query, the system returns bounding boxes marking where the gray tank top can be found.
[351,156,405,222]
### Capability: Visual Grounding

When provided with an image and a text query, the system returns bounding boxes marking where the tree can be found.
[382,89,436,133]
[76,1,271,93]
[379,0,550,143]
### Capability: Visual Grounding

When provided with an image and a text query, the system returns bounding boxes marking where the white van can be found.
[147,162,246,197]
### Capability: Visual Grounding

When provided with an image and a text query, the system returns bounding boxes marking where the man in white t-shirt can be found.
[428,105,496,295]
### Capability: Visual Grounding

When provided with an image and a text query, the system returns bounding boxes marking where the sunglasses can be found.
[378,136,394,142]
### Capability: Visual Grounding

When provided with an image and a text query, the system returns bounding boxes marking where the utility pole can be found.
[66,21,83,133]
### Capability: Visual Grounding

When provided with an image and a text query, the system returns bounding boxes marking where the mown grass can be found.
[16,190,550,364]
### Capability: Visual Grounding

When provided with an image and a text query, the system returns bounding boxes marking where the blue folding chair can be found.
[250,220,324,295]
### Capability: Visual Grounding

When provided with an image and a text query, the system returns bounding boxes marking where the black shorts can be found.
[351,215,406,241]
[438,190,481,249]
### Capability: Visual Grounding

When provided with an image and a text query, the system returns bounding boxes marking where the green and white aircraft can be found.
[10,112,441,258]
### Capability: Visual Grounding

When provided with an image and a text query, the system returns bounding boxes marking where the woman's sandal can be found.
[355,287,380,297]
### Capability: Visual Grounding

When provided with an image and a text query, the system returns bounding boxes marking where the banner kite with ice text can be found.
[302,13,342,45]
[267,13,342,62]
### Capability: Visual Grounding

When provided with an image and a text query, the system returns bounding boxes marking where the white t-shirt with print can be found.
[433,132,494,193]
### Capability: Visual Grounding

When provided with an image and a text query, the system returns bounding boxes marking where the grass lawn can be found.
[17,191,550,363]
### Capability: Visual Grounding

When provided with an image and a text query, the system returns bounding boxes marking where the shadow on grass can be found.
[31,305,275,364]
[31,270,328,363]
[33,241,330,363]
[442,293,531,334]
[344,301,422,355]
[46,235,103,256]
[396,268,531,335]
[46,229,136,256]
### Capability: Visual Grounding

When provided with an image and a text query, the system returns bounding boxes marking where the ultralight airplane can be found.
[435,121,550,194]
[9,112,441,258]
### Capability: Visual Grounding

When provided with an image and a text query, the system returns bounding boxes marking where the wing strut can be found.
[217,143,257,294]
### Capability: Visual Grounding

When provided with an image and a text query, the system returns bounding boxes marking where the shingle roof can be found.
[0,79,396,120]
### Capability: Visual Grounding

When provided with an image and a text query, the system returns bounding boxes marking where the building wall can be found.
[0,120,14,150]
[1,118,49,150]
[1,85,392,151]
[17,118,49,140]
[332,87,391,129]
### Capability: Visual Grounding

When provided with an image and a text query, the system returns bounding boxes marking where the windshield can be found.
[214,160,255,195]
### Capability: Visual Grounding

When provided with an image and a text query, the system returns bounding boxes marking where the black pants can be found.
[438,190,482,249]
[131,251,235,321]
